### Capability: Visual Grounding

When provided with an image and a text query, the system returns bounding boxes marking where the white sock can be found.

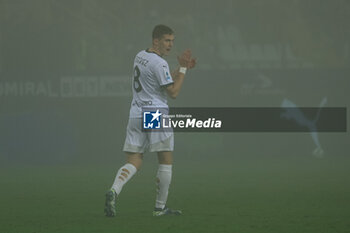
[111,163,137,195]
[155,164,172,209]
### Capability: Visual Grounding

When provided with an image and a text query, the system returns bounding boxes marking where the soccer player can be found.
[104,24,196,217]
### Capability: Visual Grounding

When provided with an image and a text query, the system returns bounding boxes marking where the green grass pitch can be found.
[1,154,349,233]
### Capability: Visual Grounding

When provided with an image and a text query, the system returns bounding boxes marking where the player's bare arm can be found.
[166,49,196,99]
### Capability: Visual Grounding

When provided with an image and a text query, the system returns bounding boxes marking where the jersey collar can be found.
[145,48,162,57]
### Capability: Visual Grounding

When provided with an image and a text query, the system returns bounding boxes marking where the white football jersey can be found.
[128,50,174,118]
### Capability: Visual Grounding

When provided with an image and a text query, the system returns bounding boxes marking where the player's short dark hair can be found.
[152,24,174,40]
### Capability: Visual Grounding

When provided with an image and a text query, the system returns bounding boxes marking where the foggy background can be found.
[0,0,349,166]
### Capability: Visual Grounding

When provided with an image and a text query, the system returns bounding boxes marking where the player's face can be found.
[157,34,174,56]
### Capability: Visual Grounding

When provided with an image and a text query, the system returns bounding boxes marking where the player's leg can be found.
[105,153,142,217]
[155,151,173,209]
[149,128,180,216]
[112,117,146,194]
[111,152,142,194]
[105,152,141,217]
[152,151,181,216]
[105,117,146,217]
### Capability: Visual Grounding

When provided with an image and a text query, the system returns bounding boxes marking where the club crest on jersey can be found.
[143,110,162,129]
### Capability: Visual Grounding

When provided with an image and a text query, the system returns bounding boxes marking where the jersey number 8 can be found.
[133,65,142,93]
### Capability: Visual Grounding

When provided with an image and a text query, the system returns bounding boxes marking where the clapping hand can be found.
[177,49,196,69]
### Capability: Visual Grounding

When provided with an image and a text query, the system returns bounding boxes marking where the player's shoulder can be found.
[140,50,167,64]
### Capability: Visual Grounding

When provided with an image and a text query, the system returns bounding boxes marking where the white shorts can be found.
[123,118,174,153]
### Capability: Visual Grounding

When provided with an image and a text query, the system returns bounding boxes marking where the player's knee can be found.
[126,152,143,169]
[134,163,143,170]
[127,158,143,170]
[157,151,173,165]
